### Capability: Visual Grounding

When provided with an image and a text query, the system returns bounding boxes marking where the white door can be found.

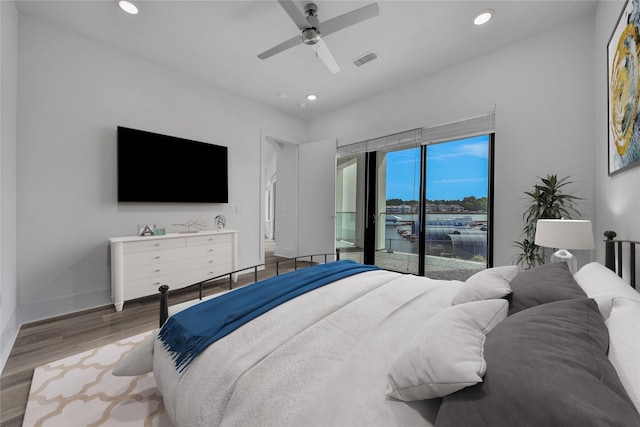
[298,138,337,256]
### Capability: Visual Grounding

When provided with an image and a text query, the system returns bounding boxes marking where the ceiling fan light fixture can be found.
[474,10,493,26]
[118,0,138,15]
[306,94,317,101]
[302,28,321,45]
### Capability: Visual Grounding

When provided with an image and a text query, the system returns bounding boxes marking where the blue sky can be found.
[386,135,489,201]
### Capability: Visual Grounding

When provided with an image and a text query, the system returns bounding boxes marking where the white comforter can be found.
[153,269,463,427]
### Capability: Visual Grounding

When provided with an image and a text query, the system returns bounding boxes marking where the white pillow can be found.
[386,299,508,401]
[574,262,640,299]
[606,297,640,413]
[112,331,156,376]
[451,266,518,305]
[574,262,640,318]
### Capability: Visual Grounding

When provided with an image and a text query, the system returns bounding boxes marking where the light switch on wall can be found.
[235,205,246,213]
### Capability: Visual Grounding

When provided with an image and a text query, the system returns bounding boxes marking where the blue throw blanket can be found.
[159,259,379,371]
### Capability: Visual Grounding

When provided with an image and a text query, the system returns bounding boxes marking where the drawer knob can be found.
[155,269,161,273]
[154,243,161,247]
[154,256,161,259]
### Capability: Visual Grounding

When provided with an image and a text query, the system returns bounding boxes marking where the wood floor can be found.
[0,242,293,426]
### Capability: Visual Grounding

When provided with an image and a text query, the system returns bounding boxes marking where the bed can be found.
[113,232,640,426]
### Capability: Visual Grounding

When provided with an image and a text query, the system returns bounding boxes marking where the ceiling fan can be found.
[258,1,379,74]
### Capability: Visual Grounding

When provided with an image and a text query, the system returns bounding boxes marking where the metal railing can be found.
[158,249,341,326]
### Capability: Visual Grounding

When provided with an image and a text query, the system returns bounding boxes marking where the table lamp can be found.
[534,219,595,274]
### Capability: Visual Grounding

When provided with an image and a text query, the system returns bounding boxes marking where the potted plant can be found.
[513,174,581,269]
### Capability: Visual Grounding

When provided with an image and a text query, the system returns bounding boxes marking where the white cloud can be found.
[429,143,489,160]
[433,177,486,184]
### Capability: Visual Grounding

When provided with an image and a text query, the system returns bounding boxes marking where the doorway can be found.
[264,174,277,261]
[261,134,298,261]
[260,132,337,264]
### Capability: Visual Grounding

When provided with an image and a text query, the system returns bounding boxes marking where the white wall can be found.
[17,16,306,323]
[1,0,19,369]
[308,13,597,268]
[594,1,640,266]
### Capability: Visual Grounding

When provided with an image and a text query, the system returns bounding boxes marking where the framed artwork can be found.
[608,0,640,175]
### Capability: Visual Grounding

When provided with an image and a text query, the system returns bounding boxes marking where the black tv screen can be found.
[117,126,228,203]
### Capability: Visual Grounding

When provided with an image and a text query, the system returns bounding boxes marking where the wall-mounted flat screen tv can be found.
[117,126,228,203]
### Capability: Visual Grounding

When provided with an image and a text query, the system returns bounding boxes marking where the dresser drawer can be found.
[124,255,229,281]
[187,233,232,247]
[123,238,186,254]
[123,245,229,268]
[123,263,233,300]
[164,264,234,289]
[123,276,168,301]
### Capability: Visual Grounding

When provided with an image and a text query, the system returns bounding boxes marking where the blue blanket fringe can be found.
[158,259,379,371]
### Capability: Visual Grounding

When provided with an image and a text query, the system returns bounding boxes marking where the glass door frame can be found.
[362,133,495,275]
[363,151,377,265]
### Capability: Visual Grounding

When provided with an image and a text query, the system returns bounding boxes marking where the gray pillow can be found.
[508,262,586,315]
[435,298,640,427]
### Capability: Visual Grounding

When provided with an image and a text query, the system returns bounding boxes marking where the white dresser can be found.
[109,229,238,311]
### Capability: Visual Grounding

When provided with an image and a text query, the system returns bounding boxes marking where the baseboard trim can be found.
[274,247,297,258]
[1,309,20,374]
[19,289,111,325]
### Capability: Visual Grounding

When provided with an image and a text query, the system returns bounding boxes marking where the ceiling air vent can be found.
[352,50,378,67]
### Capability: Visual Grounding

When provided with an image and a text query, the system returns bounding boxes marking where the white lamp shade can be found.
[534,219,595,250]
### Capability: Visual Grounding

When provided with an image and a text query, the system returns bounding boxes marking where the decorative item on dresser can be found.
[109,229,238,311]
[215,214,226,231]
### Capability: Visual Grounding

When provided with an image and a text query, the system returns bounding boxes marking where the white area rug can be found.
[23,331,173,426]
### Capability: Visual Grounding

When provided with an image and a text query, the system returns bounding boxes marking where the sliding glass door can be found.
[337,133,494,280]
[374,146,422,274]
[421,135,492,280]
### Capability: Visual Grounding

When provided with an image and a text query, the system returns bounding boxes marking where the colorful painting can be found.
[608,0,640,175]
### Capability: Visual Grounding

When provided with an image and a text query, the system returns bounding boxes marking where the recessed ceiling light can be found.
[306,94,317,101]
[277,92,288,99]
[298,102,307,108]
[474,10,493,26]
[118,0,139,15]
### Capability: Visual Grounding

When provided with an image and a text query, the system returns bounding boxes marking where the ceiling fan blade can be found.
[277,0,310,30]
[311,39,340,74]
[320,3,379,37]
[258,34,303,60]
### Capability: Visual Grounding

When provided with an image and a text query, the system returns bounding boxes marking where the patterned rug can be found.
[23,331,173,426]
